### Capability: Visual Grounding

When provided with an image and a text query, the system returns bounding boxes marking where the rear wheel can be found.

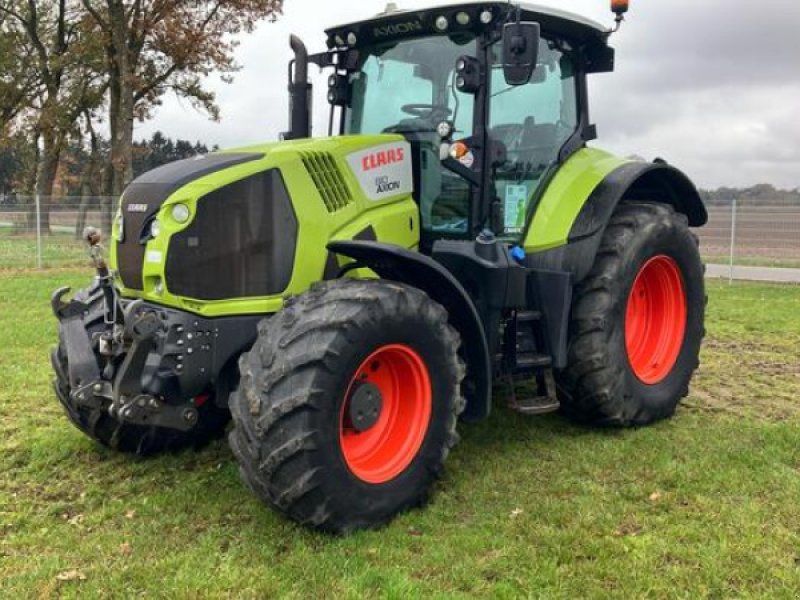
[228,279,465,533]
[52,285,231,456]
[557,202,705,426]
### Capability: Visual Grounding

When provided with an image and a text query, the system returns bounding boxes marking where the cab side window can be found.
[489,39,578,236]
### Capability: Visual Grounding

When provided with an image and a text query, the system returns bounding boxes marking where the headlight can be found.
[171,203,191,224]
[150,219,162,238]
[115,214,125,242]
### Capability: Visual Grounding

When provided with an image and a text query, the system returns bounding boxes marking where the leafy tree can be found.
[700,185,800,207]
[0,0,106,230]
[80,0,284,198]
[132,131,208,177]
[0,126,38,197]
[0,12,39,125]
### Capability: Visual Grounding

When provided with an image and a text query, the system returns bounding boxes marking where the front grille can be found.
[165,169,298,301]
[300,152,352,213]
[115,152,263,291]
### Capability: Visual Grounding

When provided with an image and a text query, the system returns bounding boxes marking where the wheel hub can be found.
[625,255,687,384]
[347,382,383,432]
[339,344,433,484]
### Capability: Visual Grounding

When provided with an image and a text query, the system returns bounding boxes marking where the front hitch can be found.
[84,227,119,325]
[51,232,202,432]
[51,286,87,321]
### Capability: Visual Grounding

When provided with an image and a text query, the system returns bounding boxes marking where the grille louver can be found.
[300,152,352,213]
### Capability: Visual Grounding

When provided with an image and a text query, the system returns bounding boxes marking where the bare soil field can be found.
[699,205,800,261]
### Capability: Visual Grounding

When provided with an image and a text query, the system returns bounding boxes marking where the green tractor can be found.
[51,1,706,533]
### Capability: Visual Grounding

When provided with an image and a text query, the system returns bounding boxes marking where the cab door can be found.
[488,39,580,238]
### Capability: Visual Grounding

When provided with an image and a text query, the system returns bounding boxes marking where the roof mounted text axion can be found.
[374,19,424,38]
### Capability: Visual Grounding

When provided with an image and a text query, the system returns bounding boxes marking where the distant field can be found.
[1,271,799,597]
[0,233,88,269]
[0,208,106,269]
[699,204,800,263]
[702,256,800,270]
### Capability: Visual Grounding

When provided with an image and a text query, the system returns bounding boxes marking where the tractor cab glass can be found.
[346,35,477,236]
[344,31,578,241]
[489,37,578,235]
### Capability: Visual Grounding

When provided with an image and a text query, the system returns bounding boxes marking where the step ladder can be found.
[503,309,560,415]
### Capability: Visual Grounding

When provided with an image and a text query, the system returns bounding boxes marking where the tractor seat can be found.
[515,117,560,170]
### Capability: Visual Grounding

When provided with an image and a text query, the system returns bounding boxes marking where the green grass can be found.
[2,273,800,598]
[0,233,88,269]
[703,255,800,269]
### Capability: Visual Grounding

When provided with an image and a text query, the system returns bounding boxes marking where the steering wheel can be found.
[401,104,452,120]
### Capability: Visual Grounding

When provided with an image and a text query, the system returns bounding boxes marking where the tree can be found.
[80,0,283,198]
[131,131,208,177]
[0,0,106,231]
[0,131,24,195]
[74,111,105,237]
[0,12,39,125]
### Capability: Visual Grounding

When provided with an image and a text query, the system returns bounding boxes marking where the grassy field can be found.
[1,271,799,598]
[702,255,800,270]
[0,232,88,269]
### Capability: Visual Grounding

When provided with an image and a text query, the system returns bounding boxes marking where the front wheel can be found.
[228,279,465,533]
[557,202,705,426]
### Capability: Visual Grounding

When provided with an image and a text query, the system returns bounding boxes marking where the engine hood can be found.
[109,133,419,317]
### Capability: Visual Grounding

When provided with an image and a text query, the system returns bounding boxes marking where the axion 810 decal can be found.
[346,141,413,202]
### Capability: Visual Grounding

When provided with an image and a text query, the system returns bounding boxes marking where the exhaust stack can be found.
[285,34,312,140]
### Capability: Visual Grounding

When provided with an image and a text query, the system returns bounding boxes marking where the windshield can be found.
[346,35,476,136]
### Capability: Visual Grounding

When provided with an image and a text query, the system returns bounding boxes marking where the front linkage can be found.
[51,229,241,436]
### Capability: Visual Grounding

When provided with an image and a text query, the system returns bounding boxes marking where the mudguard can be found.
[569,160,707,241]
[524,152,706,282]
[327,240,492,421]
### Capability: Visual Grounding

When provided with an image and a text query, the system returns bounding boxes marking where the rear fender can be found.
[569,161,707,240]
[327,240,492,421]
[526,159,707,282]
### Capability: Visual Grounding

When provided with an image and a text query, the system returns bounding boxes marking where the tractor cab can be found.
[290,2,615,247]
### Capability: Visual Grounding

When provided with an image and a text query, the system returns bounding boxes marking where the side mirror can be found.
[502,22,540,86]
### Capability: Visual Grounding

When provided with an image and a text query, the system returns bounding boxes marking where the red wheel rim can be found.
[625,255,687,384]
[339,344,432,484]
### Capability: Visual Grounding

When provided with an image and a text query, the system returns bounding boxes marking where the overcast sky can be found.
[137,0,800,190]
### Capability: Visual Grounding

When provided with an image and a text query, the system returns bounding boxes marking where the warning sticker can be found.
[504,184,529,232]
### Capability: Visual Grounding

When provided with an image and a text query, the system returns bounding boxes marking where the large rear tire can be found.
[52,285,231,456]
[228,279,465,533]
[557,202,705,426]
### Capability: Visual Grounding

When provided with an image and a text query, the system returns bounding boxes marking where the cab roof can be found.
[326,1,611,49]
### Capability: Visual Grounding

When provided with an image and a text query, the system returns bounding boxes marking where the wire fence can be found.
[1,195,799,273]
[0,196,118,269]
[697,199,800,274]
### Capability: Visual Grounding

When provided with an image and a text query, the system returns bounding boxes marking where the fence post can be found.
[35,194,43,269]
[728,197,737,285]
